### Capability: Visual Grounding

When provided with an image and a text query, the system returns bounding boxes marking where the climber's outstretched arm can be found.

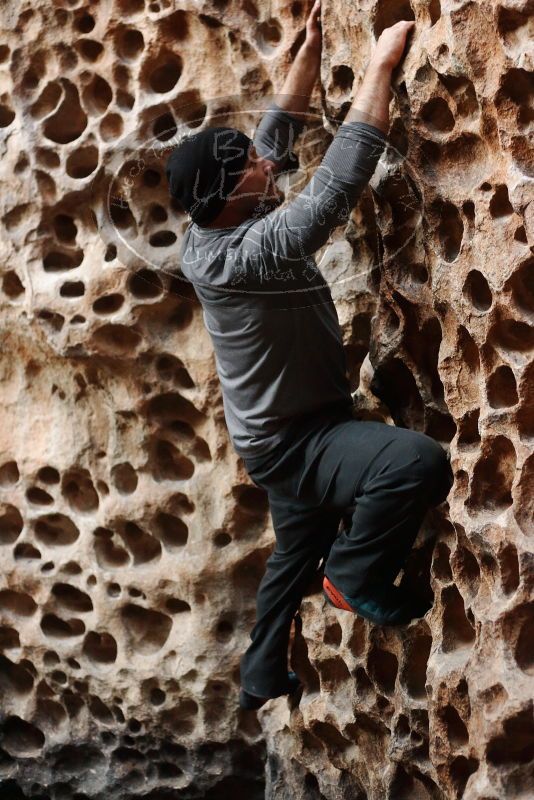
[273,0,322,117]
[346,19,415,133]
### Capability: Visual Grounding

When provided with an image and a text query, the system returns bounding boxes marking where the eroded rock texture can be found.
[0,0,533,798]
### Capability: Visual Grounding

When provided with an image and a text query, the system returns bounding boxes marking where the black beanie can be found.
[166,126,253,226]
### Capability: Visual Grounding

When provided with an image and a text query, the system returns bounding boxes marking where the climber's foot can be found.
[239,671,301,710]
[323,575,431,626]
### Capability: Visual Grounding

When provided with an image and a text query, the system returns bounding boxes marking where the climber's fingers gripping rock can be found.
[371,20,416,71]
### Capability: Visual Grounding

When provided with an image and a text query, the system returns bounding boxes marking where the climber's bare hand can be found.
[371,20,415,71]
[305,0,322,53]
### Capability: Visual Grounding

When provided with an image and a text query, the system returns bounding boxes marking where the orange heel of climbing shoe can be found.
[323,575,353,612]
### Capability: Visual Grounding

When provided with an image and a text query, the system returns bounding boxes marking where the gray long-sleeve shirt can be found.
[178,103,388,458]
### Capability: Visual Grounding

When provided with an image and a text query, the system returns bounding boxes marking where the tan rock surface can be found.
[0,0,532,798]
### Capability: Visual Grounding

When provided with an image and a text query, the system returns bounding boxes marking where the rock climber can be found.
[165,1,454,711]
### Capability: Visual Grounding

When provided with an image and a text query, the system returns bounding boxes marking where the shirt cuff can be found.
[264,101,307,135]
[339,119,388,142]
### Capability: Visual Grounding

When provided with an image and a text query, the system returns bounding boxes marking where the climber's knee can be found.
[410,433,453,505]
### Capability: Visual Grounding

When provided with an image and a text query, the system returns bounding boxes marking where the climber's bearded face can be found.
[226,143,284,217]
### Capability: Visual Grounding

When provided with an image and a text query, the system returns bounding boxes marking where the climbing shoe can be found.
[323,575,431,626]
[239,671,301,710]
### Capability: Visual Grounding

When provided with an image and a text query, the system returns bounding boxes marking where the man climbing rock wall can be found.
[0,1,531,798]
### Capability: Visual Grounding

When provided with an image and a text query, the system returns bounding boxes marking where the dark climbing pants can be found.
[240,402,454,698]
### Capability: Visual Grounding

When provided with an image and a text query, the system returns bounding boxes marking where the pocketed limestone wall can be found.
[0,1,532,798]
